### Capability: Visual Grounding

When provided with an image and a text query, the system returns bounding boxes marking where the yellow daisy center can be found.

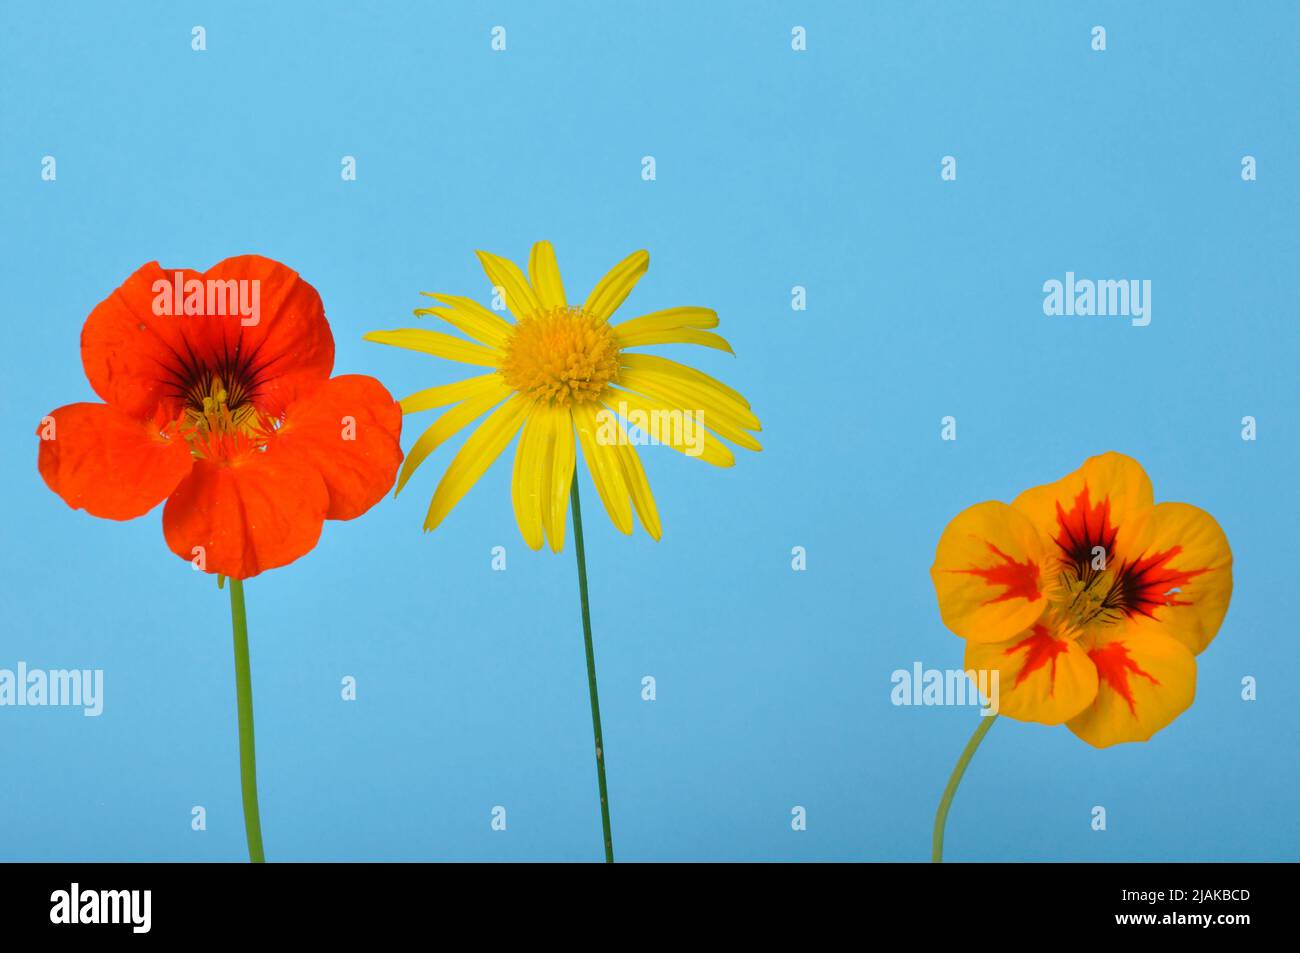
[498,306,620,406]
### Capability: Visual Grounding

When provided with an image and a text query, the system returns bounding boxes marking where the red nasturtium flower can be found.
[37,255,403,578]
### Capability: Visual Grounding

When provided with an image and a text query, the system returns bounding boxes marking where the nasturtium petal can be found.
[1011,451,1155,570]
[931,501,1051,643]
[273,374,403,521]
[37,402,193,521]
[1114,502,1232,656]
[964,624,1099,724]
[162,452,330,580]
[1067,617,1197,748]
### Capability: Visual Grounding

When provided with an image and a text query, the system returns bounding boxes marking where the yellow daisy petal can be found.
[364,329,500,368]
[584,249,649,320]
[602,387,735,467]
[616,327,734,354]
[546,409,576,552]
[399,373,504,414]
[397,380,512,495]
[619,352,756,420]
[424,394,532,531]
[477,249,542,322]
[614,306,730,353]
[534,414,559,548]
[613,306,719,333]
[615,368,762,451]
[510,403,547,550]
[528,241,567,311]
[606,415,662,539]
[573,402,633,534]
[415,293,513,348]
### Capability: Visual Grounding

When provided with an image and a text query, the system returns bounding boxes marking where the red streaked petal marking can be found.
[1052,484,1211,624]
[1006,623,1070,690]
[931,500,1052,644]
[965,624,1100,724]
[956,542,1042,605]
[1054,484,1117,573]
[1088,640,1159,715]
[1114,546,1211,618]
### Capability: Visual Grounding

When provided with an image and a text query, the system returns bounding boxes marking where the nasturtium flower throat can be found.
[174,350,276,459]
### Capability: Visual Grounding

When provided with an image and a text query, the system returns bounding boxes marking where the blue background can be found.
[1,1,1295,862]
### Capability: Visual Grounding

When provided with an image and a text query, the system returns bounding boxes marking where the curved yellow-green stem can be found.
[932,714,997,863]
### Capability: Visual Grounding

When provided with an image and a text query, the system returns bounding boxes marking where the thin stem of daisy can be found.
[932,714,997,863]
[570,473,614,863]
[228,578,265,863]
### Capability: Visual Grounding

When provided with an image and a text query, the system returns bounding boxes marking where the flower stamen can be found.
[180,373,272,460]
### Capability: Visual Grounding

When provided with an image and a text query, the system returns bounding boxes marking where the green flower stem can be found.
[228,577,265,863]
[570,472,614,863]
[932,714,997,863]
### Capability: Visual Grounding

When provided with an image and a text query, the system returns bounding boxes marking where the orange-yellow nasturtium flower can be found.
[930,452,1232,748]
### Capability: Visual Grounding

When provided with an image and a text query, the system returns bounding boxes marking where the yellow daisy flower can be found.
[366,241,762,861]
[364,241,762,550]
